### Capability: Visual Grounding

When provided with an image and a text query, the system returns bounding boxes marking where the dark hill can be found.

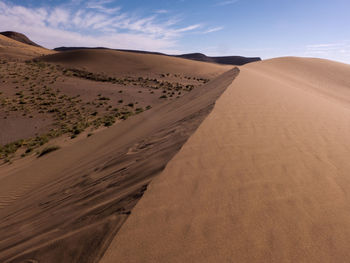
[0,31,42,47]
[176,53,261,66]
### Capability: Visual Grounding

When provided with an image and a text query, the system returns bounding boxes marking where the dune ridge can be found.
[101,57,350,263]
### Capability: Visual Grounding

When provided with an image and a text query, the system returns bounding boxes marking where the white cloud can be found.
[0,0,211,53]
[307,43,342,48]
[47,8,70,27]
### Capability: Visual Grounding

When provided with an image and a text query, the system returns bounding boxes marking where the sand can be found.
[101,57,350,263]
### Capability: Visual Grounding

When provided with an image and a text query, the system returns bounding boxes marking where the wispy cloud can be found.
[0,0,212,53]
[202,26,224,34]
[215,0,239,6]
[306,43,345,49]
[86,0,121,14]
[175,24,202,33]
[304,42,350,61]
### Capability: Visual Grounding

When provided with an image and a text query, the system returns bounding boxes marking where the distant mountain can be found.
[0,31,42,47]
[54,47,261,66]
[175,53,261,66]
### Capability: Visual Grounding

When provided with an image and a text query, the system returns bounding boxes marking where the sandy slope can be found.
[0,35,54,59]
[0,68,238,262]
[40,49,230,78]
[101,57,350,263]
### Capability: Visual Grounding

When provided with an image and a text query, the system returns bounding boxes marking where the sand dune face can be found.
[101,57,350,263]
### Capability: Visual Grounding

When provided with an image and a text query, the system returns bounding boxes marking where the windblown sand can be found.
[101,57,350,263]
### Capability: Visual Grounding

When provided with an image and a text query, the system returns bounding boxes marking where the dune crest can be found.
[101,57,350,263]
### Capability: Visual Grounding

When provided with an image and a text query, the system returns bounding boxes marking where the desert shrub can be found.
[25,148,33,154]
[103,115,116,127]
[135,107,143,114]
[0,140,24,157]
[38,146,60,157]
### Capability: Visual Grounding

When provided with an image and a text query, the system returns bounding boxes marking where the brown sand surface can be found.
[101,57,350,263]
[0,68,238,262]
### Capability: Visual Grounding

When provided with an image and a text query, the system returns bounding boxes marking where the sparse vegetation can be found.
[0,58,212,162]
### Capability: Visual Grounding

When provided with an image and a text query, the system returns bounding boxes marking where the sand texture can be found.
[101,57,350,263]
[0,66,238,262]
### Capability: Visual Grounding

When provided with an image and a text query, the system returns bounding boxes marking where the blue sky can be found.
[1,0,350,63]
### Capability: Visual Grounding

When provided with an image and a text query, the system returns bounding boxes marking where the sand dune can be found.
[0,31,42,48]
[101,57,350,263]
[40,49,231,78]
[0,34,54,59]
[0,68,238,262]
